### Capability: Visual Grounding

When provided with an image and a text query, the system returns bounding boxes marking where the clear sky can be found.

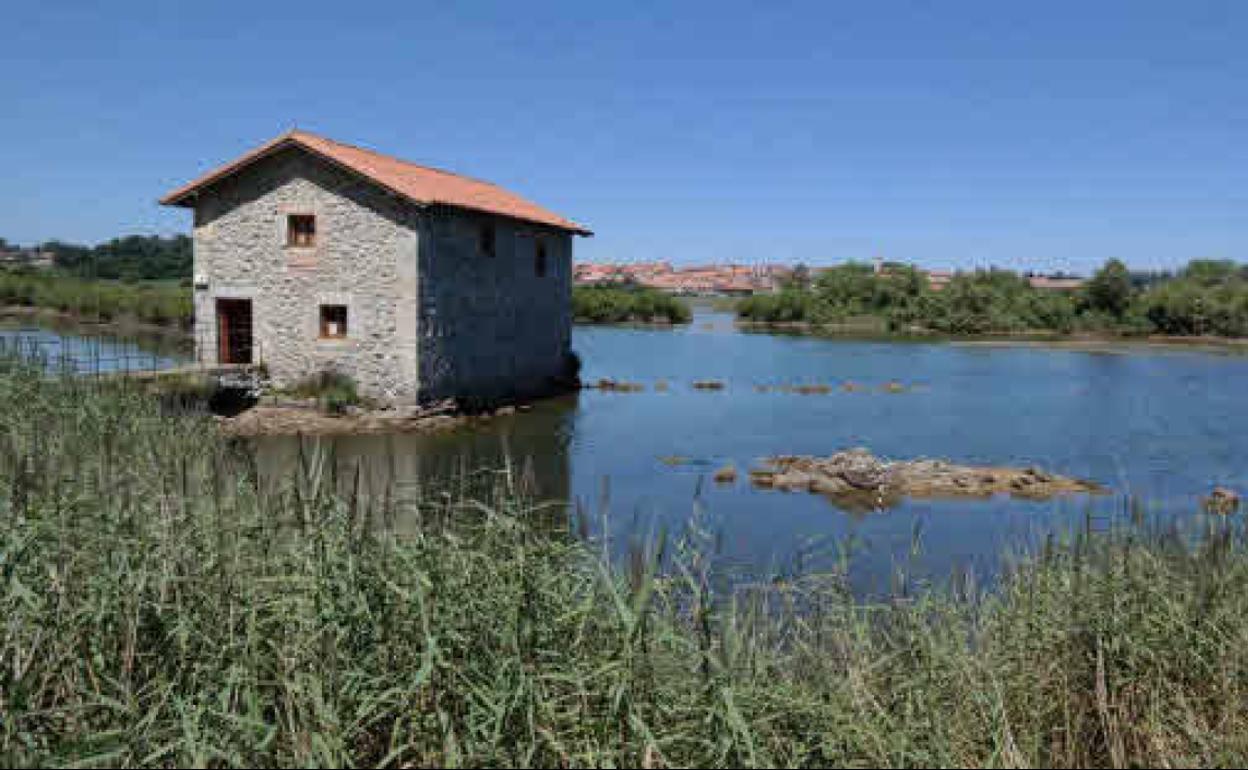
[1,1,1244,273]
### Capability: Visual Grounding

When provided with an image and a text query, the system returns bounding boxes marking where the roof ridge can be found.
[291,129,514,194]
[161,129,591,235]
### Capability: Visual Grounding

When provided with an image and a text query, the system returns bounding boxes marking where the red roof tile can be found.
[160,129,591,235]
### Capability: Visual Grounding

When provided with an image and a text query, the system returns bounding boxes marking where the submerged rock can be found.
[587,378,645,392]
[1204,486,1241,515]
[750,448,1103,510]
[791,383,832,395]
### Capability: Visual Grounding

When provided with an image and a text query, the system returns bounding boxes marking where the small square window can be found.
[535,239,548,277]
[319,304,347,338]
[288,214,316,247]
[478,222,495,257]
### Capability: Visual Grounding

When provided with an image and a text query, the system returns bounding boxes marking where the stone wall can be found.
[417,208,573,401]
[191,147,576,405]
[192,146,421,402]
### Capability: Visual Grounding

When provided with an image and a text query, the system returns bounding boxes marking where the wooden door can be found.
[216,299,253,364]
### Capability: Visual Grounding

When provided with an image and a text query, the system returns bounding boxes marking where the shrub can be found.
[289,369,362,414]
[572,284,692,324]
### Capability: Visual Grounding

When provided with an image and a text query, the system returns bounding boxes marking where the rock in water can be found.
[749,448,1103,510]
[1204,486,1241,515]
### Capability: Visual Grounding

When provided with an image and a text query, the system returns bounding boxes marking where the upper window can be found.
[287,214,316,248]
[319,304,347,339]
[478,222,495,258]
[535,239,548,277]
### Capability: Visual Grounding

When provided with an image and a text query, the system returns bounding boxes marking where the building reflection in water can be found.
[249,394,577,534]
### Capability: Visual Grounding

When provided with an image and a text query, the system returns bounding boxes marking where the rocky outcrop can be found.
[749,448,1103,509]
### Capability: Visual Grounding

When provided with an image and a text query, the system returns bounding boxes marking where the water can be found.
[13,309,1248,590]
[256,305,1248,591]
[0,319,190,374]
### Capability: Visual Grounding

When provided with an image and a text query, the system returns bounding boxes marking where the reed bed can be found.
[3,361,1248,767]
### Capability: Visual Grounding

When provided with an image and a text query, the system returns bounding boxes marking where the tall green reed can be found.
[3,359,1248,767]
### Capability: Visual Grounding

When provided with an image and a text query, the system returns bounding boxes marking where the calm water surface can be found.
[9,311,1247,590]
[0,320,188,373]
[257,306,1248,591]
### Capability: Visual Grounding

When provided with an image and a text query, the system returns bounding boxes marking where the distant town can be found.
[0,241,54,270]
[573,259,1087,295]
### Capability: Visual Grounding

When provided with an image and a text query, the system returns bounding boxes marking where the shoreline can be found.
[734,318,1248,354]
[8,302,1248,360]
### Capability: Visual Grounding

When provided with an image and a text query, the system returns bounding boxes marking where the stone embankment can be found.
[749,448,1103,509]
[217,398,525,437]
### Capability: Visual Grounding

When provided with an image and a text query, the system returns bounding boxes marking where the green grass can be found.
[573,284,693,324]
[3,360,1248,766]
[0,269,192,329]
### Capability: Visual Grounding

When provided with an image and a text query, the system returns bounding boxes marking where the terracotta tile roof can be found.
[1028,276,1085,290]
[160,129,591,235]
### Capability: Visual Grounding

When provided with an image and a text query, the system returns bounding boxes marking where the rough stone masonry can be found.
[164,132,587,405]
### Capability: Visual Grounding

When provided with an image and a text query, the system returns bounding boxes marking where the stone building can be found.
[161,130,591,404]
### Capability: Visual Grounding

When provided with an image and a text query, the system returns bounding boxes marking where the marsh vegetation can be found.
[3,359,1248,766]
[572,284,693,324]
[737,259,1248,338]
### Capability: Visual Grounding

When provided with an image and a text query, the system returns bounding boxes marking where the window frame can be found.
[535,238,548,278]
[318,304,348,339]
[287,214,317,248]
[478,221,496,258]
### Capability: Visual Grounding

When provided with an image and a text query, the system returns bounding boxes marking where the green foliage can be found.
[4,364,1248,766]
[1138,263,1248,337]
[572,284,692,324]
[737,286,812,323]
[1082,258,1133,318]
[738,259,1248,339]
[39,234,192,280]
[288,369,363,414]
[0,269,192,328]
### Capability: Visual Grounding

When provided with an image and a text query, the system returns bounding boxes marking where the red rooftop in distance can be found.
[160,129,592,236]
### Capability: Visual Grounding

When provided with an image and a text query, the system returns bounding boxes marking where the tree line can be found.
[572,283,693,324]
[2,234,191,281]
[737,259,1248,338]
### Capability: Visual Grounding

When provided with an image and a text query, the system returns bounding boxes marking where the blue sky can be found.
[1,1,1244,273]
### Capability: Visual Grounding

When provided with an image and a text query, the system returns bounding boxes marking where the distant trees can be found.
[1083,259,1132,318]
[9,235,193,281]
[737,258,1248,339]
[572,284,692,324]
[1138,260,1248,337]
[790,263,811,290]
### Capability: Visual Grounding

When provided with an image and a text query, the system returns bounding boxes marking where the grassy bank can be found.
[738,259,1248,338]
[0,269,192,329]
[3,364,1248,766]
[573,284,692,324]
